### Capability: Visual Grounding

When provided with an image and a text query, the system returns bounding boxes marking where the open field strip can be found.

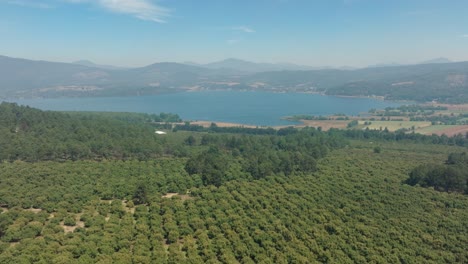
[360,121,431,131]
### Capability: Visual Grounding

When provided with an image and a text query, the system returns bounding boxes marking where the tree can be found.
[347,120,358,128]
[185,146,230,187]
[447,152,468,165]
[373,146,381,153]
[184,135,197,146]
[407,153,468,194]
[133,184,148,205]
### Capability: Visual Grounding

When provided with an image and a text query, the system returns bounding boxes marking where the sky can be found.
[1,0,468,68]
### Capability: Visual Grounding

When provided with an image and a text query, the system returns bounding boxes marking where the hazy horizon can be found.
[1,0,468,68]
[0,54,463,70]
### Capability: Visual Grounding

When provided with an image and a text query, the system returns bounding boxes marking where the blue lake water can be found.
[9,91,402,126]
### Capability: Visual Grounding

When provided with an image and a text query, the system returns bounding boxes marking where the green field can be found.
[360,121,431,131]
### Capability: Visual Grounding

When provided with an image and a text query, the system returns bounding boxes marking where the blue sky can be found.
[1,0,467,67]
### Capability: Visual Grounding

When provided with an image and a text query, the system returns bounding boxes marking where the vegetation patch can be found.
[414,125,456,135]
[361,120,431,131]
[1,104,468,262]
[298,120,350,130]
[407,152,468,194]
[432,125,468,137]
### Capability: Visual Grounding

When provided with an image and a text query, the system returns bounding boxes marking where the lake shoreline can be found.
[191,121,278,128]
[7,91,402,127]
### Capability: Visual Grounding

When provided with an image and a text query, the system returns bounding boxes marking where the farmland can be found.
[1,140,467,263]
[286,104,468,137]
[358,120,431,132]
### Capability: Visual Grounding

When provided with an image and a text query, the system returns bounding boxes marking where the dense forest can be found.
[0,102,181,161]
[1,103,468,263]
[406,152,468,194]
[175,122,468,147]
[184,130,344,186]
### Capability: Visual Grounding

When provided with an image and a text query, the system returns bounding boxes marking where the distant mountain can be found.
[0,56,220,98]
[325,61,468,103]
[420,57,452,64]
[337,66,358,70]
[1,55,467,103]
[0,55,111,97]
[367,58,453,68]
[137,62,207,73]
[203,58,323,72]
[182,61,202,66]
[72,60,127,70]
[243,61,468,102]
[122,62,211,87]
[367,62,403,68]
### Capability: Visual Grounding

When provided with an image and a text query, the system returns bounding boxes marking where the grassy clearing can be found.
[438,110,468,115]
[414,125,455,135]
[299,120,349,130]
[435,125,468,136]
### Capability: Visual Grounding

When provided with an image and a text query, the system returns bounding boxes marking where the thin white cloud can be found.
[64,0,170,23]
[6,0,53,9]
[232,26,255,33]
[460,34,468,38]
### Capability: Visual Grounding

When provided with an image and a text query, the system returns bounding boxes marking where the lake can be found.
[10,91,401,126]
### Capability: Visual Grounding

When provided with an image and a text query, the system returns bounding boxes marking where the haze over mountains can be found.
[200,58,329,72]
[362,58,453,68]
[1,55,467,103]
[72,60,128,70]
[203,57,454,72]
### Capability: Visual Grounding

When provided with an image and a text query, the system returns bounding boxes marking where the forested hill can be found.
[246,61,468,103]
[324,62,468,103]
[0,102,175,161]
[0,101,353,187]
[0,102,346,178]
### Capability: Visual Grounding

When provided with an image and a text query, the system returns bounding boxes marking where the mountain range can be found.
[0,55,467,103]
